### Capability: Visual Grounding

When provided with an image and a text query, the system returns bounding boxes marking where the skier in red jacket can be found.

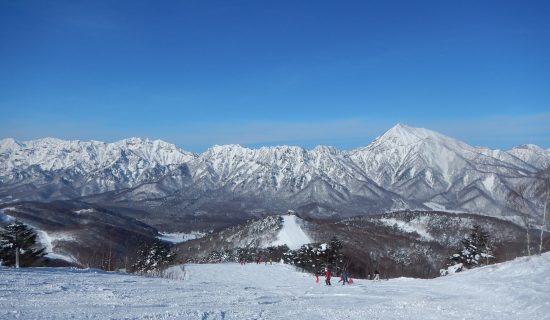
[325,267,331,286]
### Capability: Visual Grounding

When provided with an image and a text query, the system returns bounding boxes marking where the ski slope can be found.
[270,214,312,250]
[1,254,549,319]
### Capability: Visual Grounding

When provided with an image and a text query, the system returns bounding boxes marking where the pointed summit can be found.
[370,123,470,151]
[0,138,23,153]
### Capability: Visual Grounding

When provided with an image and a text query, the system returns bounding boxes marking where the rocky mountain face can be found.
[1,125,548,227]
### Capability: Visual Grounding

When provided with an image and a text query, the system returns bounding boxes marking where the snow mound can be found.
[270,215,312,250]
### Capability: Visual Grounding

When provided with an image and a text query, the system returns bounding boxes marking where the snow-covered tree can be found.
[535,165,550,255]
[130,239,175,274]
[507,184,533,256]
[0,221,46,267]
[284,238,346,275]
[449,225,494,270]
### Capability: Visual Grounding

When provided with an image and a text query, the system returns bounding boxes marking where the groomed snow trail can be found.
[270,214,312,250]
[1,254,550,319]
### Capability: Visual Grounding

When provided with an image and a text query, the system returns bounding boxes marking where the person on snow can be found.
[325,267,332,286]
[340,270,349,285]
[374,269,380,281]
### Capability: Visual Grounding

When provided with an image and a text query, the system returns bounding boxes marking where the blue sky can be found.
[0,0,548,151]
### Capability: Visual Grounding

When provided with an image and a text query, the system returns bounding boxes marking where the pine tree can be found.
[0,221,46,267]
[283,239,346,275]
[328,237,344,275]
[449,225,493,269]
[130,239,175,274]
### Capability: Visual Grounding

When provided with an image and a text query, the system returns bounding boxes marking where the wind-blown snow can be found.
[270,215,312,250]
[1,253,549,319]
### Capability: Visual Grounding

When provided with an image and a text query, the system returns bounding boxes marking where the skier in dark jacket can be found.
[325,268,331,286]
[341,270,349,285]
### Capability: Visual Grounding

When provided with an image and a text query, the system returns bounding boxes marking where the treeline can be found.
[194,237,349,276]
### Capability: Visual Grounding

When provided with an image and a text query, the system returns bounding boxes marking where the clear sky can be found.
[0,0,548,152]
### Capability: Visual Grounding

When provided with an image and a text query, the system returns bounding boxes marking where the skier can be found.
[325,267,331,286]
[374,269,380,281]
[341,270,349,285]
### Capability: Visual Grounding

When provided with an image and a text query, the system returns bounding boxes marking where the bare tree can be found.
[535,166,550,255]
[506,184,532,256]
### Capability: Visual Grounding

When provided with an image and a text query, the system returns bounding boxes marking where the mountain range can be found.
[1,124,548,230]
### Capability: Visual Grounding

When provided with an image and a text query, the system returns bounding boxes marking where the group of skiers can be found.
[317,268,380,285]
[316,268,351,286]
[239,257,273,265]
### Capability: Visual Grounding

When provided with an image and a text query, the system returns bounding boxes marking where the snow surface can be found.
[1,253,550,319]
[270,215,312,250]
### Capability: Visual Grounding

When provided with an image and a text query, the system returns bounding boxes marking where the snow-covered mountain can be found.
[0,137,195,201]
[349,124,546,216]
[1,124,548,221]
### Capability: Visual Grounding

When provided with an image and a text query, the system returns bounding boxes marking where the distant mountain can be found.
[1,124,548,227]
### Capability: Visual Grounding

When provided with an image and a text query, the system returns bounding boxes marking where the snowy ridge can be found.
[1,253,549,319]
[1,124,549,219]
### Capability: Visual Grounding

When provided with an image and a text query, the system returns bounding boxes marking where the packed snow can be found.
[1,253,549,319]
[270,215,312,250]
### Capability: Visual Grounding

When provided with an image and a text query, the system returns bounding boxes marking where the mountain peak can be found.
[0,138,23,153]
[511,144,545,152]
[370,123,470,151]
[373,123,427,147]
